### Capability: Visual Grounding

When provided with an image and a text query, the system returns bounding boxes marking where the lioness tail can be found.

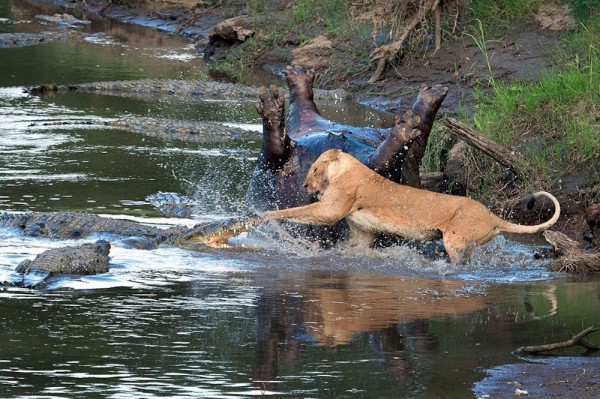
[500,191,560,234]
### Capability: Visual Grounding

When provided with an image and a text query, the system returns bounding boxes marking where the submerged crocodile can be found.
[12,240,111,288]
[146,192,192,218]
[25,79,349,102]
[26,79,259,101]
[0,211,261,287]
[0,32,75,48]
[28,117,261,144]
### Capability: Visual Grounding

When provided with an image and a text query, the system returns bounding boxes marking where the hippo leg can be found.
[367,110,422,181]
[255,85,291,170]
[402,84,449,187]
[285,66,327,136]
[368,84,448,186]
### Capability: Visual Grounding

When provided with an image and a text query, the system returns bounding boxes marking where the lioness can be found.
[264,149,561,263]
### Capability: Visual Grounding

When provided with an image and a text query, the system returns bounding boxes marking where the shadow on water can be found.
[1,0,599,397]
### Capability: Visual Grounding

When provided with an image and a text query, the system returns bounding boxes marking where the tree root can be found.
[543,230,600,274]
[368,0,440,84]
[514,327,599,356]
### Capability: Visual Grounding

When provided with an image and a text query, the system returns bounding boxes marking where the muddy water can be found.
[1,1,600,398]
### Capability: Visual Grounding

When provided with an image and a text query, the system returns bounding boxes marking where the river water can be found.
[1,1,599,398]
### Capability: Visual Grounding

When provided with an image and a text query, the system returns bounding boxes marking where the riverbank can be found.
[13,0,600,245]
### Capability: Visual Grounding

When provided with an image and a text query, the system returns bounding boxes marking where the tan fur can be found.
[265,150,561,263]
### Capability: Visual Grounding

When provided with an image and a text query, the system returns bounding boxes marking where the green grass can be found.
[460,15,600,199]
[467,0,543,35]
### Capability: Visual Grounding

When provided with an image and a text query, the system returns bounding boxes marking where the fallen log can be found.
[543,230,600,274]
[443,117,534,179]
[514,326,599,356]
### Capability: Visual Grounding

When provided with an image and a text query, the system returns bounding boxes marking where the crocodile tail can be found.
[499,191,561,234]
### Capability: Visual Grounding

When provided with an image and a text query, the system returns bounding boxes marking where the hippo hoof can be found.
[393,111,422,143]
[419,84,449,104]
[285,65,315,89]
[256,85,285,128]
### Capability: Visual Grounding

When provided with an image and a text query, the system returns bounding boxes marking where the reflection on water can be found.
[1,0,599,397]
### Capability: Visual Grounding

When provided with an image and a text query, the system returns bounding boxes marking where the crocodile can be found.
[0,211,187,242]
[0,31,76,48]
[27,117,261,144]
[146,192,193,218]
[0,211,261,250]
[25,79,349,103]
[12,240,111,289]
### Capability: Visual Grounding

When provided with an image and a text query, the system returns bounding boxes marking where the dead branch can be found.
[543,230,600,274]
[434,4,441,52]
[443,117,533,179]
[368,0,440,84]
[514,327,599,356]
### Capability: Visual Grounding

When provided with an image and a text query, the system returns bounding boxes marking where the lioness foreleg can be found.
[264,202,347,225]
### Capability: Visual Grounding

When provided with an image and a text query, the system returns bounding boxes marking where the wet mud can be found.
[475,357,600,399]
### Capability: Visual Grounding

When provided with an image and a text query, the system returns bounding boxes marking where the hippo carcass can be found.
[246,66,447,240]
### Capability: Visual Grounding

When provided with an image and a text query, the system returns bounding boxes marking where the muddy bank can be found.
[475,357,600,399]
[16,1,561,111]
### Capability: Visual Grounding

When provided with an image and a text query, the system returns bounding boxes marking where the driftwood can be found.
[368,0,440,84]
[514,327,599,356]
[543,230,600,273]
[443,117,534,179]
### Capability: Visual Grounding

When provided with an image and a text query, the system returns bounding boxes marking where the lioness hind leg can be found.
[346,220,376,247]
[442,234,473,264]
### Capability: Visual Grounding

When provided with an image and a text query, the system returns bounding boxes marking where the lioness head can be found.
[303,149,343,196]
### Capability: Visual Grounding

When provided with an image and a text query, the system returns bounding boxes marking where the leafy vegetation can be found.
[467,0,543,34]
[457,5,600,202]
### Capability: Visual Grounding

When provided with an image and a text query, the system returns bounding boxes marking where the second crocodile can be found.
[11,240,111,289]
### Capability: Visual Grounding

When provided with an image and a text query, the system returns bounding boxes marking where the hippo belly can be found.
[246,130,377,211]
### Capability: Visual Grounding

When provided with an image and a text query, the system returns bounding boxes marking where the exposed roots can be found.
[543,230,600,274]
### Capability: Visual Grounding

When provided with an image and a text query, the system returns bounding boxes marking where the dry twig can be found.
[443,117,533,179]
[514,327,599,356]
